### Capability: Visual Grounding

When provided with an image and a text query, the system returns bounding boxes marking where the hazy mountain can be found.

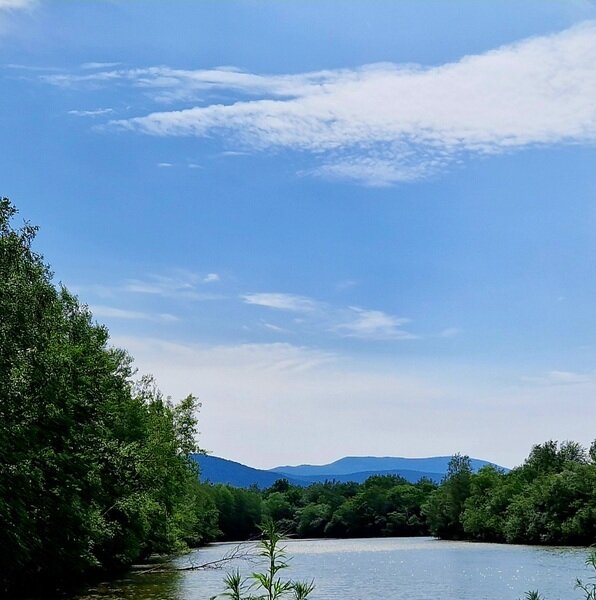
[192,454,307,488]
[271,456,501,477]
[280,468,444,485]
[193,454,506,489]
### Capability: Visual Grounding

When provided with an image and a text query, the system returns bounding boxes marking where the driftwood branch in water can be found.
[135,541,259,574]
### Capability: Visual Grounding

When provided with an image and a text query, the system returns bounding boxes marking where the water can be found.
[75,537,591,600]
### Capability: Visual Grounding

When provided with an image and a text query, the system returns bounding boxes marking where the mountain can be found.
[192,454,307,488]
[277,468,445,485]
[193,454,506,489]
[271,455,500,477]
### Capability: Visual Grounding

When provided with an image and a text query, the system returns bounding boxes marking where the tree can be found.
[0,199,209,596]
[422,454,472,539]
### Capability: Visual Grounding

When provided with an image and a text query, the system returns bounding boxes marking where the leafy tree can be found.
[461,466,509,541]
[263,492,294,527]
[422,454,472,539]
[0,199,211,596]
[296,503,331,537]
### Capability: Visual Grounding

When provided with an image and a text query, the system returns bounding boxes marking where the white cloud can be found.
[72,271,224,302]
[80,62,121,70]
[243,292,421,341]
[439,327,461,338]
[522,369,593,386]
[220,150,251,157]
[242,292,320,313]
[157,162,173,168]
[68,108,114,117]
[243,292,420,341]
[336,307,416,340]
[124,272,224,300]
[307,156,434,187]
[85,22,596,185]
[91,305,178,323]
[262,322,291,334]
[0,0,36,10]
[113,335,596,469]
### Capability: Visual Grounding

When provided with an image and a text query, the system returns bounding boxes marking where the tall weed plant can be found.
[211,520,314,600]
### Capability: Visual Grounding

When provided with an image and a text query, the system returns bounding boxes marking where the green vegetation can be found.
[201,475,435,542]
[422,440,596,545]
[202,441,596,547]
[0,199,217,596]
[211,520,314,600]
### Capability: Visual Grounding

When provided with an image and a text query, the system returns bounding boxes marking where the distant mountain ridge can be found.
[271,455,499,477]
[192,454,506,489]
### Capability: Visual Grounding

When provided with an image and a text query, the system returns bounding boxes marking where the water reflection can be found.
[74,571,184,600]
[74,537,590,600]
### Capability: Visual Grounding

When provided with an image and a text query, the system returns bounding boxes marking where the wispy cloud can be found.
[439,327,461,339]
[242,291,419,341]
[75,271,223,302]
[157,162,173,168]
[262,321,292,334]
[0,0,36,11]
[68,108,114,117]
[242,292,320,313]
[124,272,223,300]
[91,305,178,323]
[336,307,416,340]
[43,64,341,99]
[80,62,121,70]
[61,22,596,185]
[522,369,593,386]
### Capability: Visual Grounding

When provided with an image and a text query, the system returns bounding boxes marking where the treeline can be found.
[203,440,596,546]
[0,199,216,597]
[424,440,596,545]
[203,475,435,541]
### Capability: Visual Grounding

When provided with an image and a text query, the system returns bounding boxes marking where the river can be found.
[74,537,591,600]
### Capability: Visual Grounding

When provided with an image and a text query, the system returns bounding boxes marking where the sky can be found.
[1,0,596,469]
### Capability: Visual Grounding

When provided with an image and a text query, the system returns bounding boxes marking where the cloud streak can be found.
[65,21,596,185]
[336,307,416,340]
[123,271,223,300]
[91,305,178,323]
[68,108,114,117]
[242,292,320,313]
[243,291,417,341]
[0,0,36,11]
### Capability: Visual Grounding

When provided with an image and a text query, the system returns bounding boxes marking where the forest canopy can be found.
[202,441,596,547]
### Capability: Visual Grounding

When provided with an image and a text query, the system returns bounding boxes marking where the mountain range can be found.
[192,454,505,488]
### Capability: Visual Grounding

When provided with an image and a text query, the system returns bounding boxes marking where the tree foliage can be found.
[0,199,215,596]
[206,441,595,548]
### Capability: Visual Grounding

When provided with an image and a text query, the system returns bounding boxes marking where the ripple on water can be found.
[74,537,591,600]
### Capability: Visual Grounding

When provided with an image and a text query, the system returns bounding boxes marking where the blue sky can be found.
[2,0,596,468]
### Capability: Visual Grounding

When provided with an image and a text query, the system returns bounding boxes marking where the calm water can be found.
[75,537,591,600]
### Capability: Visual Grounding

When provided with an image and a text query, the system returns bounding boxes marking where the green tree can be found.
[422,454,472,539]
[0,199,210,596]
